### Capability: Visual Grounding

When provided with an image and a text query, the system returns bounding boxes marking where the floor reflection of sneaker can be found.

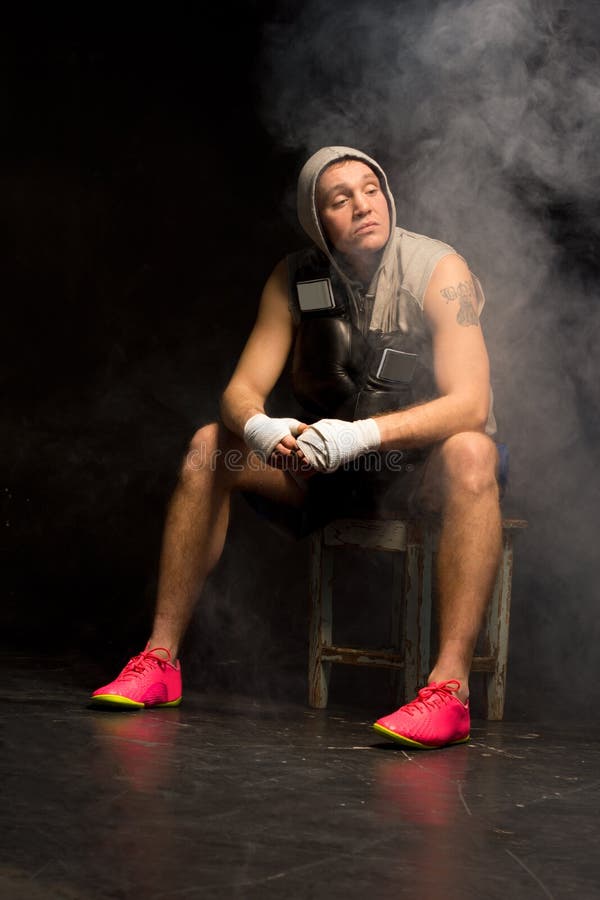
[373,746,470,826]
[373,680,470,750]
[90,711,180,791]
[90,647,182,709]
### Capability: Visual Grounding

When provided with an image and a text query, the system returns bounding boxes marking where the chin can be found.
[358,236,387,253]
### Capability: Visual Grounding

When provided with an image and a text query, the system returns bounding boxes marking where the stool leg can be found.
[389,552,404,706]
[308,529,333,708]
[482,530,513,720]
[403,524,432,701]
[421,527,433,685]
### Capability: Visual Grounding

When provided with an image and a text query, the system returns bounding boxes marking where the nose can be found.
[353,191,371,216]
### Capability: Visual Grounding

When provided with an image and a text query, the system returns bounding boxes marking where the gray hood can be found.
[297,146,397,253]
[296,146,401,332]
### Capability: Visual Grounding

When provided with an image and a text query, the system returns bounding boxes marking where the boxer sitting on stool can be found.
[91,146,502,751]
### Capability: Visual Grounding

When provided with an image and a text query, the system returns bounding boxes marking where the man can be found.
[91,146,502,750]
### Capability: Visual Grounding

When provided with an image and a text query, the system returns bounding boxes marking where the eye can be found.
[331,197,348,209]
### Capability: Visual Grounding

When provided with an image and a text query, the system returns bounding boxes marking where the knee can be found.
[180,422,247,489]
[438,432,499,497]
[180,423,222,482]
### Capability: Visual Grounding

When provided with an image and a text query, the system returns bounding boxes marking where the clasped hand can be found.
[243,413,381,475]
[296,417,381,472]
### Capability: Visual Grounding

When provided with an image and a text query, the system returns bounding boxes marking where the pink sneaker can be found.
[90,646,182,709]
[373,680,470,749]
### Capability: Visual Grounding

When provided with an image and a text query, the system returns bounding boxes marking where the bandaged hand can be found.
[296,418,381,473]
[243,413,303,460]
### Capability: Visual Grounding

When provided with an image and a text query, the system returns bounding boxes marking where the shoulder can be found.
[286,245,330,277]
[395,228,458,309]
[396,227,456,259]
[426,252,487,317]
[424,253,486,331]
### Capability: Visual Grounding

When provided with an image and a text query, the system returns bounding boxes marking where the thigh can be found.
[216,423,309,508]
[413,433,500,516]
[302,453,431,523]
[408,446,444,517]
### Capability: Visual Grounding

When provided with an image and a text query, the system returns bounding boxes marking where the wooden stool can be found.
[308,516,527,720]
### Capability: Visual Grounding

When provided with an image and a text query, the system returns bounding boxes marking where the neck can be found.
[342,250,382,287]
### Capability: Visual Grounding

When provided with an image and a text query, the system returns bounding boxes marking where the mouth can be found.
[355,221,378,235]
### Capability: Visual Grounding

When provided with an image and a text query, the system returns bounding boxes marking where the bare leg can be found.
[148,422,306,659]
[420,432,502,701]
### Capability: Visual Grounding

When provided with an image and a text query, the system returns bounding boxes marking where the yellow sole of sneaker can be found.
[89,694,182,709]
[372,722,470,750]
[89,694,144,709]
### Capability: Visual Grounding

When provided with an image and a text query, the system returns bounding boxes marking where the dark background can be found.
[3,4,599,719]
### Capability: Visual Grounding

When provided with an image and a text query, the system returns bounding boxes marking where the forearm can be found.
[219,385,304,466]
[293,389,489,474]
[219,384,266,439]
[374,392,489,450]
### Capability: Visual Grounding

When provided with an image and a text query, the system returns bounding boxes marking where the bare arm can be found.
[219,259,296,438]
[375,253,491,450]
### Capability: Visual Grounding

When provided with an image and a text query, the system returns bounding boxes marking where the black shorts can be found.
[242,447,431,541]
[242,440,509,541]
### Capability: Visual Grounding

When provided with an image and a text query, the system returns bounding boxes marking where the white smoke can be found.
[256,0,600,714]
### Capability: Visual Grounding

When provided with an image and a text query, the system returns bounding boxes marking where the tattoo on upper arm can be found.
[439,280,479,327]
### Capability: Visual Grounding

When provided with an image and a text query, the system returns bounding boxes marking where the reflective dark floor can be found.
[2,654,599,900]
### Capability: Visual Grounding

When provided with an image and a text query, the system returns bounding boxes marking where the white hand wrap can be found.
[296,418,381,473]
[243,413,303,460]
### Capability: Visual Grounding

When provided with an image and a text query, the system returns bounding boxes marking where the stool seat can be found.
[308,515,527,720]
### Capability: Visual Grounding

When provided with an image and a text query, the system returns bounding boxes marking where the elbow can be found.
[470,395,490,433]
[449,387,489,434]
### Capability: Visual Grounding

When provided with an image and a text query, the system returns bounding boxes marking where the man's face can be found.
[316,160,390,259]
